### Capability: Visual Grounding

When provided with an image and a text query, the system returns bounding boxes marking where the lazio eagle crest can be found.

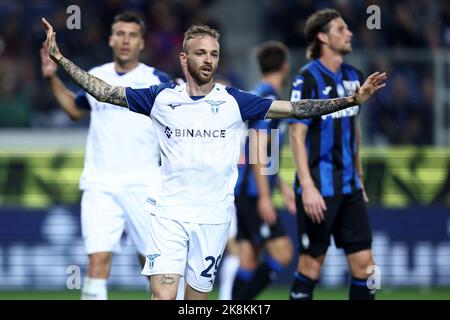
[205,100,225,114]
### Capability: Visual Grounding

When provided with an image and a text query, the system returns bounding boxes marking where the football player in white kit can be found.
[40,12,185,300]
[42,19,387,300]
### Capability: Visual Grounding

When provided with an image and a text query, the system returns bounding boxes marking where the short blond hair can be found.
[182,25,220,52]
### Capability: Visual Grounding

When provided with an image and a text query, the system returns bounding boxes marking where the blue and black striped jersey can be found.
[289,59,364,197]
[235,81,287,197]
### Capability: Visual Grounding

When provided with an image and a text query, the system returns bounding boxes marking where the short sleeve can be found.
[226,87,273,121]
[125,83,174,117]
[75,90,90,110]
[248,119,271,131]
[289,73,315,126]
[153,68,173,84]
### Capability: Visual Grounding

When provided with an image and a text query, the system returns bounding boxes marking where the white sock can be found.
[176,275,185,300]
[218,254,240,300]
[81,277,108,300]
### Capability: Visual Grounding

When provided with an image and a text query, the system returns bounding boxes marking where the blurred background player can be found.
[206,73,241,301]
[289,9,376,300]
[217,207,239,300]
[40,11,185,300]
[232,41,297,300]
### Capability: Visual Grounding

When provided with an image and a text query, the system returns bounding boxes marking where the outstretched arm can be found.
[41,18,127,108]
[266,72,387,119]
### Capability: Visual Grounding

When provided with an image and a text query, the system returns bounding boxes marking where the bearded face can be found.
[181,36,220,86]
[325,17,353,55]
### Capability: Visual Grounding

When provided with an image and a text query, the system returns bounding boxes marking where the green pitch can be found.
[0,287,449,300]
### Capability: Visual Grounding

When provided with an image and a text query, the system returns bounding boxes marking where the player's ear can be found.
[282,62,290,75]
[317,32,328,45]
[108,35,113,48]
[139,37,145,51]
[179,51,187,67]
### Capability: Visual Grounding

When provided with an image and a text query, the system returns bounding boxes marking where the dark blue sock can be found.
[289,272,318,300]
[237,256,284,300]
[349,277,375,300]
[232,268,253,300]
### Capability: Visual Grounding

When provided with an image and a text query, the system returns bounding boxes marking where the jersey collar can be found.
[314,59,343,80]
[182,83,220,102]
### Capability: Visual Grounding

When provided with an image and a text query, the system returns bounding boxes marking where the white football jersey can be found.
[125,83,273,224]
[78,63,170,192]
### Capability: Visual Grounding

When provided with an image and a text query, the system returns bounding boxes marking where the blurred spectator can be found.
[440,0,450,46]
[0,0,220,127]
[262,0,445,146]
[0,57,32,127]
[0,0,446,147]
[371,73,431,145]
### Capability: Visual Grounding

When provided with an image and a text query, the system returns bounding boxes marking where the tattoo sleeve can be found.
[57,57,128,107]
[291,96,357,119]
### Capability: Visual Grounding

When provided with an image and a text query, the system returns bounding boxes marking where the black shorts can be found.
[295,190,372,257]
[235,195,287,246]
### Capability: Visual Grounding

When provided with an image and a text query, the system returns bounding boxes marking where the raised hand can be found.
[354,72,387,104]
[39,17,127,107]
[41,18,63,62]
[40,44,58,78]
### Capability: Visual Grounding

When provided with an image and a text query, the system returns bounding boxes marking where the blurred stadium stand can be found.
[0,0,449,296]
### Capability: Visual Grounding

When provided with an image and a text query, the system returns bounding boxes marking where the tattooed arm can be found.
[266,72,387,119]
[57,57,127,107]
[41,18,127,108]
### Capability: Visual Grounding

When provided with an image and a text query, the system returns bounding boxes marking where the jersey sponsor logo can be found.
[168,103,182,110]
[146,254,161,269]
[205,100,225,114]
[322,86,333,95]
[337,84,345,97]
[290,90,301,102]
[165,126,173,138]
[164,126,226,139]
[321,105,360,120]
[343,80,360,95]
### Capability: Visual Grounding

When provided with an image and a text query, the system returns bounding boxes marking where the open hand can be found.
[41,18,62,63]
[354,72,387,104]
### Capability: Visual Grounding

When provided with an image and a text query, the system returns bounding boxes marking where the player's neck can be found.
[261,73,283,95]
[114,59,140,73]
[186,78,215,96]
[319,52,343,74]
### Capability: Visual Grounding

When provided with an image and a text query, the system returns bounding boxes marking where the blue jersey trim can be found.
[225,86,273,121]
[74,90,90,110]
[126,82,176,116]
[153,68,172,84]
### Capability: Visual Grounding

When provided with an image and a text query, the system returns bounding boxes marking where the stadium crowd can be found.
[0,0,448,145]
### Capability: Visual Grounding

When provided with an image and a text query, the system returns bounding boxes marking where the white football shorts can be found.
[142,214,230,292]
[81,189,150,256]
